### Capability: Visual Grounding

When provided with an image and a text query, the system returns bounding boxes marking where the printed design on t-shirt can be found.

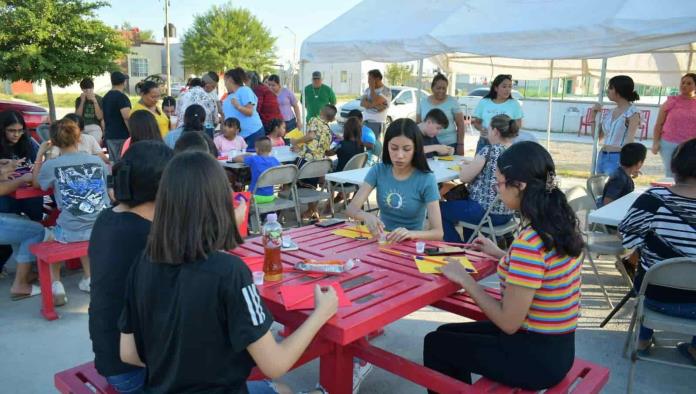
[384,189,404,210]
[242,284,266,326]
[54,163,105,216]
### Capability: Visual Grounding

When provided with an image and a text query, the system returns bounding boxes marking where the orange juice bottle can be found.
[262,213,283,281]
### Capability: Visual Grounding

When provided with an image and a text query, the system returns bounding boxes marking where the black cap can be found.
[312,71,322,79]
[111,71,129,85]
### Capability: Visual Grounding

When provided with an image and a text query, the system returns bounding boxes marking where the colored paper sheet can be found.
[448,165,461,171]
[436,156,455,161]
[332,225,373,239]
[414,255,477,274]
[280,282,352,310]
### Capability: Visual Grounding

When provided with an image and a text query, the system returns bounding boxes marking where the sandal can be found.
[677,342,696,366]
[11,284,41,301]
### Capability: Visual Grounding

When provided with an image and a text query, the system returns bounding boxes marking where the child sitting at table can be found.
[46,113,110,164]
[267,118,288,147]
[419,108,454,158]
[214,117,247,155]
[600,142,647,207]
[32,118,110,305]
[231,137,281,204]
[328,117,364,172]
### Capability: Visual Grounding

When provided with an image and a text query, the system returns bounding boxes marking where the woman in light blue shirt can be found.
[346,119,443,242]
[417,74,466,155]
[472,74,523,153]
[222,67,264,150]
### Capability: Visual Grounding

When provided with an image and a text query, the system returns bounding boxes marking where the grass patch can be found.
[557,168,660,187]
[13,93,78,108]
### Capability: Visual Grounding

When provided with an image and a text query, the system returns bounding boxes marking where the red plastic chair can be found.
[233,191,251,238]
[638,109,651,140]
[578,108,595,136]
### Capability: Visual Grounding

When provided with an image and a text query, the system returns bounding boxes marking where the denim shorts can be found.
[106,368,145,393]
[0,213,45,263]
[54,225,93,244]
[596,151,620,175]
[247,380,280,394]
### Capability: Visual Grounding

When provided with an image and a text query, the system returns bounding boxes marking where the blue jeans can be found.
[247,380,280,394]
[596,151,620,175]
[244,127,266,151]
[285,117,297,132]
[638,298,696,346]
[440,199,512,243]
[476,137,490,154]
[0,213,45,263]
[106,368,145,393]
[659,139,680,177]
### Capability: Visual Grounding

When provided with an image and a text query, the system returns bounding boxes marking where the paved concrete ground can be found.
[1,252,694,393]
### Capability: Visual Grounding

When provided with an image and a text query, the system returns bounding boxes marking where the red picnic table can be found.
[8,185,59,227]
[232,224,497,394]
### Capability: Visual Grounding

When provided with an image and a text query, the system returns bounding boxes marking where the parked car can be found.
[0,99,49,132]
[337,86,429,126]
[169,82,187,98]
[457,87,524,116]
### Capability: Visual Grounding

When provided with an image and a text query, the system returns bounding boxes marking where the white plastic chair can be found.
[625,257,696,393]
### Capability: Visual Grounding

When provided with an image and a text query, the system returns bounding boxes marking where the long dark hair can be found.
[113,140,173,207]
[128,110,163,144]
[382,118,431,173]
[497,142,583,257]
[148,151,242,264]
[484,74,513,100]
[343,117,363,147]
[0,110,32,160]
[183,104,206,131]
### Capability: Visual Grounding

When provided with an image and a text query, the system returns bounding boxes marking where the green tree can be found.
[182,3,276,75]
[385,63,413,86]
[0,0,129,121]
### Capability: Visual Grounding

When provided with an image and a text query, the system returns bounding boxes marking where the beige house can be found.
[125,41,164,91]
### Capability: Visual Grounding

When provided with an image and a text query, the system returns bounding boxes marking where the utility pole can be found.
[164,0,171,96]
[284,26,297,91]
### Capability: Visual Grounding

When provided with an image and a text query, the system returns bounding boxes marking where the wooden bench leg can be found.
[320,343,354,394]
[38,258,58,321]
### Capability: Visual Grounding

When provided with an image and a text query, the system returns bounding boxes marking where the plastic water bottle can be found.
[262,213,283,281]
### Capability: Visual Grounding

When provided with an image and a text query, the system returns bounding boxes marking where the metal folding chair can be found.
[279,159,334,223]
[250,164,300,233]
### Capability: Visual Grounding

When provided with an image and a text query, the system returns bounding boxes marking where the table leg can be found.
[320,344,354,394]
[38,259,58,321]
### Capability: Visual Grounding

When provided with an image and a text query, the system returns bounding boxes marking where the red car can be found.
[0,99,49,129]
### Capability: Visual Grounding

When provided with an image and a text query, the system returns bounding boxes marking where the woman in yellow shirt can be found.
[132,81,170,138]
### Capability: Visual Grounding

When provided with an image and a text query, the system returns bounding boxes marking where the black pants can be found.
[423,321,574,392]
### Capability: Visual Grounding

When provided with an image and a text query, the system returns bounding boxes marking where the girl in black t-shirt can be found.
[119,151,338,394]
[88,140,173,393]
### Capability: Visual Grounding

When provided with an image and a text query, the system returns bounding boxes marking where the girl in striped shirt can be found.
[424,141,584,391]
[619,138,696,364]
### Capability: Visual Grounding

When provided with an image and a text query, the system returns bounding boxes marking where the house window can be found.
[130,58,149,77]
[340,71,348,83]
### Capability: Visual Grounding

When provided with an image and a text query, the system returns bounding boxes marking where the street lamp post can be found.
[164,0,171,96]
[284,26,297,92]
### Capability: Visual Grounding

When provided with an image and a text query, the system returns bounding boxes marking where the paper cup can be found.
[253,271,264,286]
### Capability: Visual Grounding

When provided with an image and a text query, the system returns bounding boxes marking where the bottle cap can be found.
[267,213,278,223]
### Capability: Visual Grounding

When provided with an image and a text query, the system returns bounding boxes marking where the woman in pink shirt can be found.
[652,73,696,176]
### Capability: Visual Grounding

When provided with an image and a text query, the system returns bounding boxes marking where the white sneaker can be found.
[78,277,91,293]
[352,360,373,394]
[52,281,67,306]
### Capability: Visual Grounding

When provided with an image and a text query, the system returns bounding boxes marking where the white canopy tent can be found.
[300,0,696,173]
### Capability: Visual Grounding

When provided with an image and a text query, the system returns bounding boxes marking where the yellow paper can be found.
[448,165,461,171]
[414,255,477,274]
[286,128,305,146]
[436,156,455,161]
[333,225,373,239]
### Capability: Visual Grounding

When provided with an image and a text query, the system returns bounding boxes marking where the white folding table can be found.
[221,146,298,169]
[587,189,645,226]
[325,156,468,185]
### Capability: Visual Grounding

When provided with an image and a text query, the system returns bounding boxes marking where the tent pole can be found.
[545,60,554,149]
[299,60,305,130]
[417,59,424,118]
[591,58,608,176]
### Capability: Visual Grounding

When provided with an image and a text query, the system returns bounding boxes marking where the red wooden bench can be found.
[432,287,502,321]
[29,240,89,321]
[351,338,609,393]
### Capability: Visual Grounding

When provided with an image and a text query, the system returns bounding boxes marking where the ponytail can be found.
[183,104,206,132]
[489,114,519,139]
[497,142,584,257]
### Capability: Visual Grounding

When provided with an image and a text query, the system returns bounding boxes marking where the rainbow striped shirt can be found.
[497,227,582,334]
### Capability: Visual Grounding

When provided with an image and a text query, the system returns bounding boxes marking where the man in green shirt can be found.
[74,78,104,143]
[302,71,336,123]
